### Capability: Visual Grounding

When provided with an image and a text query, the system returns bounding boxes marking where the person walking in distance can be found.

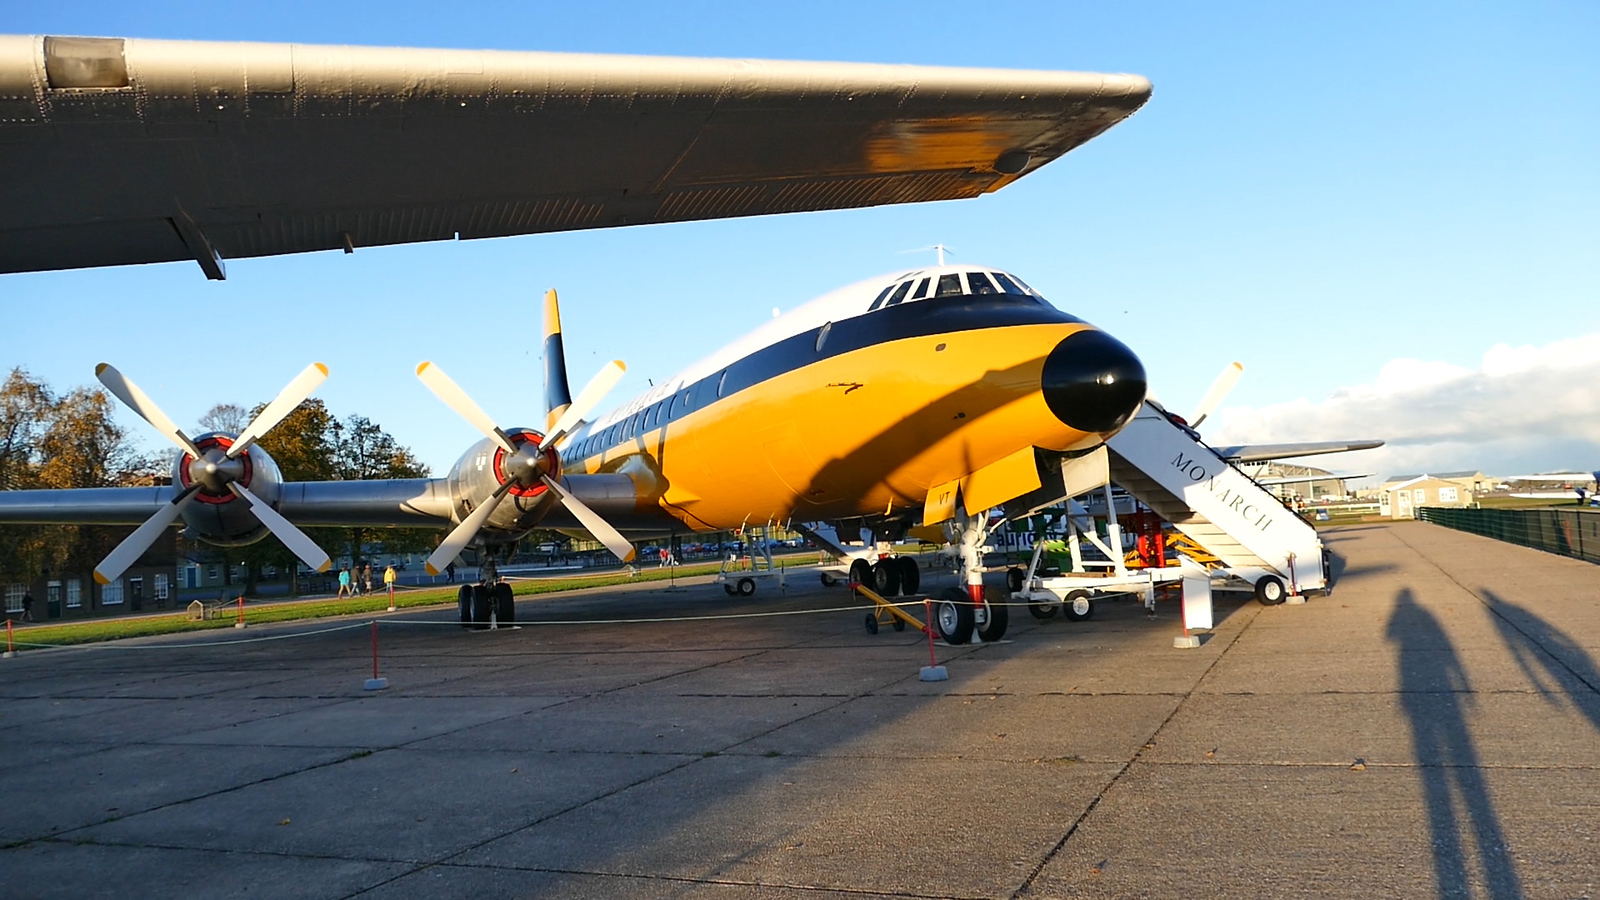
[445,561,456,583]
[337,567,352,598]
[362,563,374,595]
[383,564,397,594]
[21,591,35,622]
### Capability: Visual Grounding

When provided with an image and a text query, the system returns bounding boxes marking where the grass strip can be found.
[8,559,808,650]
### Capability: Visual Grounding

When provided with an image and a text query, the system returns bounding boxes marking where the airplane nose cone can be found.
[1041,330,1147,433]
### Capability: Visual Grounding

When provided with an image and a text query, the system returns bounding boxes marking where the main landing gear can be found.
[845,556,920,597]
[458,582,516,630]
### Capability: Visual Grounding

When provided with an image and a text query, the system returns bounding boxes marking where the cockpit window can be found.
[966,272,998,295]
[867,284,894,312]
[884,281,913,307]
[934,274,963,297]
[910,277,931,299]
[1008,273,1037,295]
[992,272,1026,295]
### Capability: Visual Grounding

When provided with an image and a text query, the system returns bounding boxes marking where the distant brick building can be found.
[3,528,178,621]
[1380,475,1475,519]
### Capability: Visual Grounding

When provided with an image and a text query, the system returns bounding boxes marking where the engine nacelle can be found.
[446,427,563,545]
[174,432,282,547]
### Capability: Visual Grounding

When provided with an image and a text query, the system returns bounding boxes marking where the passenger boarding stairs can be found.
[1106,401,1328,592]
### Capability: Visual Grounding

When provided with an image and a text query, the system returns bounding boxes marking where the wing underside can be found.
[0,35,1151,277]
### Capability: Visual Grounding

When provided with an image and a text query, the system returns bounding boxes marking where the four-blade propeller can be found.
[92,363,333,585]
[414,360,634,574]
[1189,361,1244,430]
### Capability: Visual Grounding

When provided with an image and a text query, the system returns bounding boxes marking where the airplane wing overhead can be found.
[1212,441,1385,463]
[0,35,1152,278]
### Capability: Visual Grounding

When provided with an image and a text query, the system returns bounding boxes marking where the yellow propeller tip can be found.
[316,562,332,573]
[425,564,440,576]
[94,362,109,375]
[416,362,431,375]
[313,362,329,376]
[93,572,110,585]
[614,360,627,372]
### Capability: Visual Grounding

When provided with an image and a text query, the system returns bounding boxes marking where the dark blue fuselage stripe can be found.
[564,294,1084,462]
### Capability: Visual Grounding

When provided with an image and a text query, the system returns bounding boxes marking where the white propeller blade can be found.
[228,483,332,574]
[542,475,636,563]
[229,362,329,457]
[416,361,515,453]
[94,489,199,585]
[1190,361,1244,429]
[95,363,203,460]
[545,360,626,447]
[425,483,512,576]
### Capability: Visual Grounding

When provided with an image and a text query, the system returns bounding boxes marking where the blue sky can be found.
[3,1,1596,480]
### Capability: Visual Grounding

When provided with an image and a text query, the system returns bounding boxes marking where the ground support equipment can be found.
[850,582,928,635]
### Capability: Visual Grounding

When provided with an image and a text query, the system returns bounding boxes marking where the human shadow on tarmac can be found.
[1386,589,1525,900]
[1482,589,1600,733]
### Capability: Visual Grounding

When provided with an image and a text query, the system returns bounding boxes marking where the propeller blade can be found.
[228,483,332,574]
[95,488,199,585]
[416,361,515,453]
[1190,361,1244,429]
[95,363,203,460]
[542,475,636,563]
[228,362,329,457]
[545,360,626,447]
[425,482,513,576]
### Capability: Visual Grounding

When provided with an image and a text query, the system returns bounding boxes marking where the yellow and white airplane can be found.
[0,263,1149,644]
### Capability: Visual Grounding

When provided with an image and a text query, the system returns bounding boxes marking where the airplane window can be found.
[1008,273,1038,295]
[867,284,895,312]
[884,281,914,307]
[911,277,931,300]
[934,274,963,297]
[815,321,832,352]
[966,272,999,295]
[716,369,728,398]
[992,273,1026,295]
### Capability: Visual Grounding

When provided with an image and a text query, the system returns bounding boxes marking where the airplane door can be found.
[1397,491,1411,518]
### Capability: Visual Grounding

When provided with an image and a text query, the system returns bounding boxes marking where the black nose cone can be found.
[1041,330,1147,433]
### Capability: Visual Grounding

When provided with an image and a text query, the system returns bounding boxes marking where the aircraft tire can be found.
[1063,589,1094,622]
[493,583,515,624]
[457,585,474,628]
[737,577,757,597]
[871,561,900,596]
[936,587,975,645]
[469,586,492,630]
[1006,567,1025,592]
[896,556,920,595]
[977,597,1009,642]
[1255,575,1287,605]
[848,558,872,587]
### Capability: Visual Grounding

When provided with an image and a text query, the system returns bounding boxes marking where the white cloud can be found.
[1210,333,1600,479]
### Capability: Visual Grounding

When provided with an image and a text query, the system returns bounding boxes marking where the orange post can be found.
[5,618,13,654]
[924,599,938,660]
[236,594,246,628]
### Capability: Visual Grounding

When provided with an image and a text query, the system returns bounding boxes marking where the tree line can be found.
[0,367,440,594]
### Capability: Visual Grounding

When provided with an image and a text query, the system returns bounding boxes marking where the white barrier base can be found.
[1173,634,1201,649]
[364,677,389,691]
[1286,595,1307,605]
[919,665,949,682]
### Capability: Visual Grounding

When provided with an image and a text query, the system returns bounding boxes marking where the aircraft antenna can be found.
[896,244,954,266]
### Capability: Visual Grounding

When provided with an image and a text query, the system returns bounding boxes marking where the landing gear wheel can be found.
[820,572,838,587]
[1255,575,1287,606]
[935,587,975,645]
[977,596,1009,642]
[1006,567,1025,592]
[864,614,878,634]
[736,577,757,597]
[1063,589,1094,622]
[896,556,920,595]
[1029,599,1059,620]
[457,584,474,628]
[871,561,900,596]
[493,583,515,625]
[848,558,872,587]
[469,585,492,630]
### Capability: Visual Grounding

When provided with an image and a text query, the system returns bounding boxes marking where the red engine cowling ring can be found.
[492,430,559,498]
[177,435,252,505]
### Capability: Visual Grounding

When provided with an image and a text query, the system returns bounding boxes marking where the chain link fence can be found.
[1418,506,1600,564]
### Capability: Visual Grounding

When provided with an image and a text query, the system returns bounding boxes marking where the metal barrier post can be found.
[235,595,246,629]
[364,621,388,691]
[919,599,947,681]
[3,618,13,658]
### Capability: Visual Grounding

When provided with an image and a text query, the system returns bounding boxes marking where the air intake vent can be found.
[44,37,129,89]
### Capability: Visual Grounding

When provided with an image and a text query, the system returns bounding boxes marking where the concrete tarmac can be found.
[1,521,1596,899]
